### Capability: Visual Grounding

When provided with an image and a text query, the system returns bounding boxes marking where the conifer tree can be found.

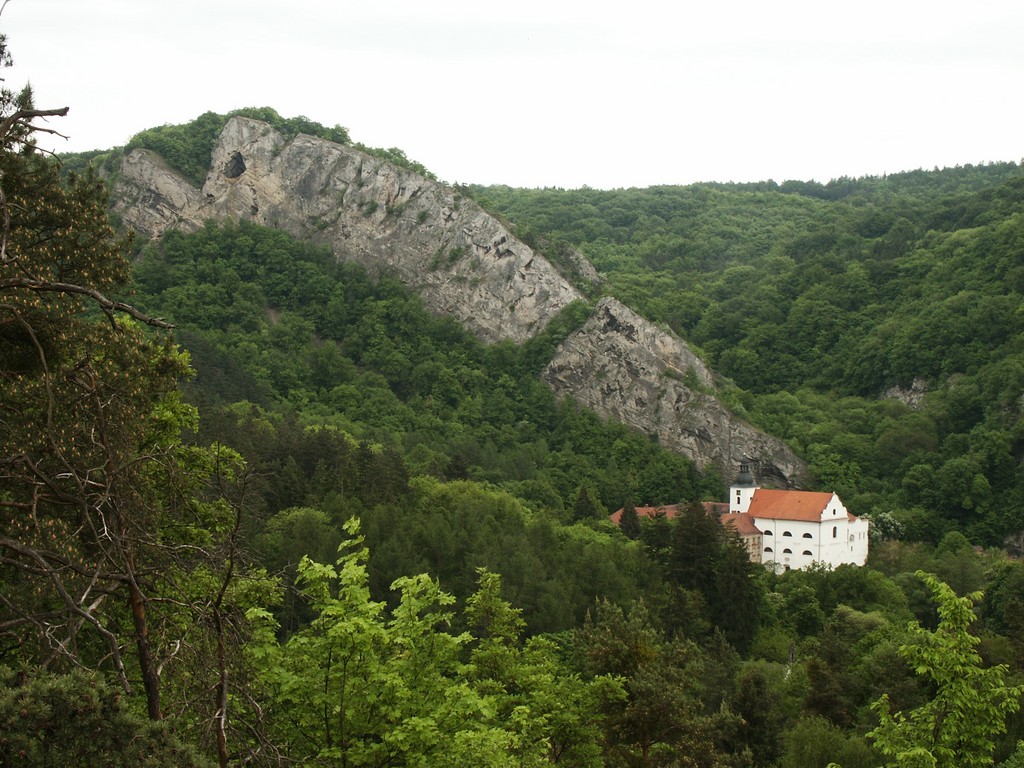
[0,668,213,768]
[0,33,265,764]
[620,497,642,539]
[573,482,603,521]
[669,500,724,597]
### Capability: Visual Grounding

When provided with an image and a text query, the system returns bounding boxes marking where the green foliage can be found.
[126,110,230,186]
[0,47,281,763]
[469,169,1024,546]
[516,299,594,375]
[249,520,498,765]
[867,573,1024,768]
[122,107,436,187]
[466,569,617,767]
[353,143,437,180]
[129,221,719,633]
[248,521,608,766]
[573,482,605,521]
[361,477,651,632]
[620,498,642,540]
[729,664,784,766]
[981,561,1024,667]
[573,600,743,766]
[57,145,126,178]
[0,668,213,768]
[0,100,269,735]
[1000,743,1024,768]
[20,84,1024,763]
[23,28,1024,767]
[644,504,765,650]
[780,716,876,768]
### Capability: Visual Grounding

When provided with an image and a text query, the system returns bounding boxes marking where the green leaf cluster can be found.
[0,667,213,768]
[868,573,1024,768]
[247,520,610,767]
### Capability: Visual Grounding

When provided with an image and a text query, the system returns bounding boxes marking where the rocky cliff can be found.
[112,117,808,485]
[542,298,808,486]
[114,117,581,345]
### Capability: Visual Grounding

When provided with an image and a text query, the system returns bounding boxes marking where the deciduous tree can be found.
[866,572,1023,768]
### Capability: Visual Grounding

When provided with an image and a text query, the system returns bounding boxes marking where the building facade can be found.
[730,464,869,572]
[610,463,870,572]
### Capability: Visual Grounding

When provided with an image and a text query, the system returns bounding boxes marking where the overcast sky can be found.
[5,0,1023,189]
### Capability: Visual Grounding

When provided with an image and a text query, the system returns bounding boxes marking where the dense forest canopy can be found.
[2,81,1023,768]
[466,165,1024,548]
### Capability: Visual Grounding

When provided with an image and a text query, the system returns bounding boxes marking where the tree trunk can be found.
[127,579,162,720]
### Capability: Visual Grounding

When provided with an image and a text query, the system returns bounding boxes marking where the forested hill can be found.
[466,163,1024,547]
[94,110,809,486]
[469,161,1024,396]
[78,108,1024,548]
[7,67,1024,765]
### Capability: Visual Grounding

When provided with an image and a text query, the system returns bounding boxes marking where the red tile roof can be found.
[722,512,761,536]
[608,504,680,525]
[704,501,730,516]
[746,489,837,522]
[610,501,739,525]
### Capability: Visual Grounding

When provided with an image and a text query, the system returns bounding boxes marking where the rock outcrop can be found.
[114,117,582,344]
[543,298,808,486]
[112,116,808,485]
[116,150,207,236]
[882,378,928,410]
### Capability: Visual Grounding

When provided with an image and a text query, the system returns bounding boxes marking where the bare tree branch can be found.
[0,534,132,692]
[0,106,69,144]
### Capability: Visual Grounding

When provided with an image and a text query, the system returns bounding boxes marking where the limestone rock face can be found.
[112,116,808,485]
[115,150,206,236]
[113,116,582,344]
[542,298,808,485]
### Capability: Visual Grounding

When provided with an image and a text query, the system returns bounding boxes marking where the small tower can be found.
[730,461,757,514]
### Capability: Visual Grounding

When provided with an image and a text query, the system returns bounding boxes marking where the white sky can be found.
[5,0,1023,189]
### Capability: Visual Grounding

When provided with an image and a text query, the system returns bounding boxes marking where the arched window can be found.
[782,531,793,537]
[832,526,838,538]
[763,530,773,536]
[782,548,792,554]
[802,532,813,538]
[764,546,774,553]
[802,550,813,556]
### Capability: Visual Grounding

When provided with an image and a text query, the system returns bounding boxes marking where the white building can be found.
[730,463,869,572]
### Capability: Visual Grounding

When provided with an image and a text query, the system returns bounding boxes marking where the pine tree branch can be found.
[0,106,69,144]
[0,276,174,328]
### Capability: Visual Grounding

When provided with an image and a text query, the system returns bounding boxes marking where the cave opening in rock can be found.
[224,151,246,178]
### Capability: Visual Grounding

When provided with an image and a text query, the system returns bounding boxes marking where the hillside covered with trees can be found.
[2,40,1024,768]
[469,168,1024,549]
